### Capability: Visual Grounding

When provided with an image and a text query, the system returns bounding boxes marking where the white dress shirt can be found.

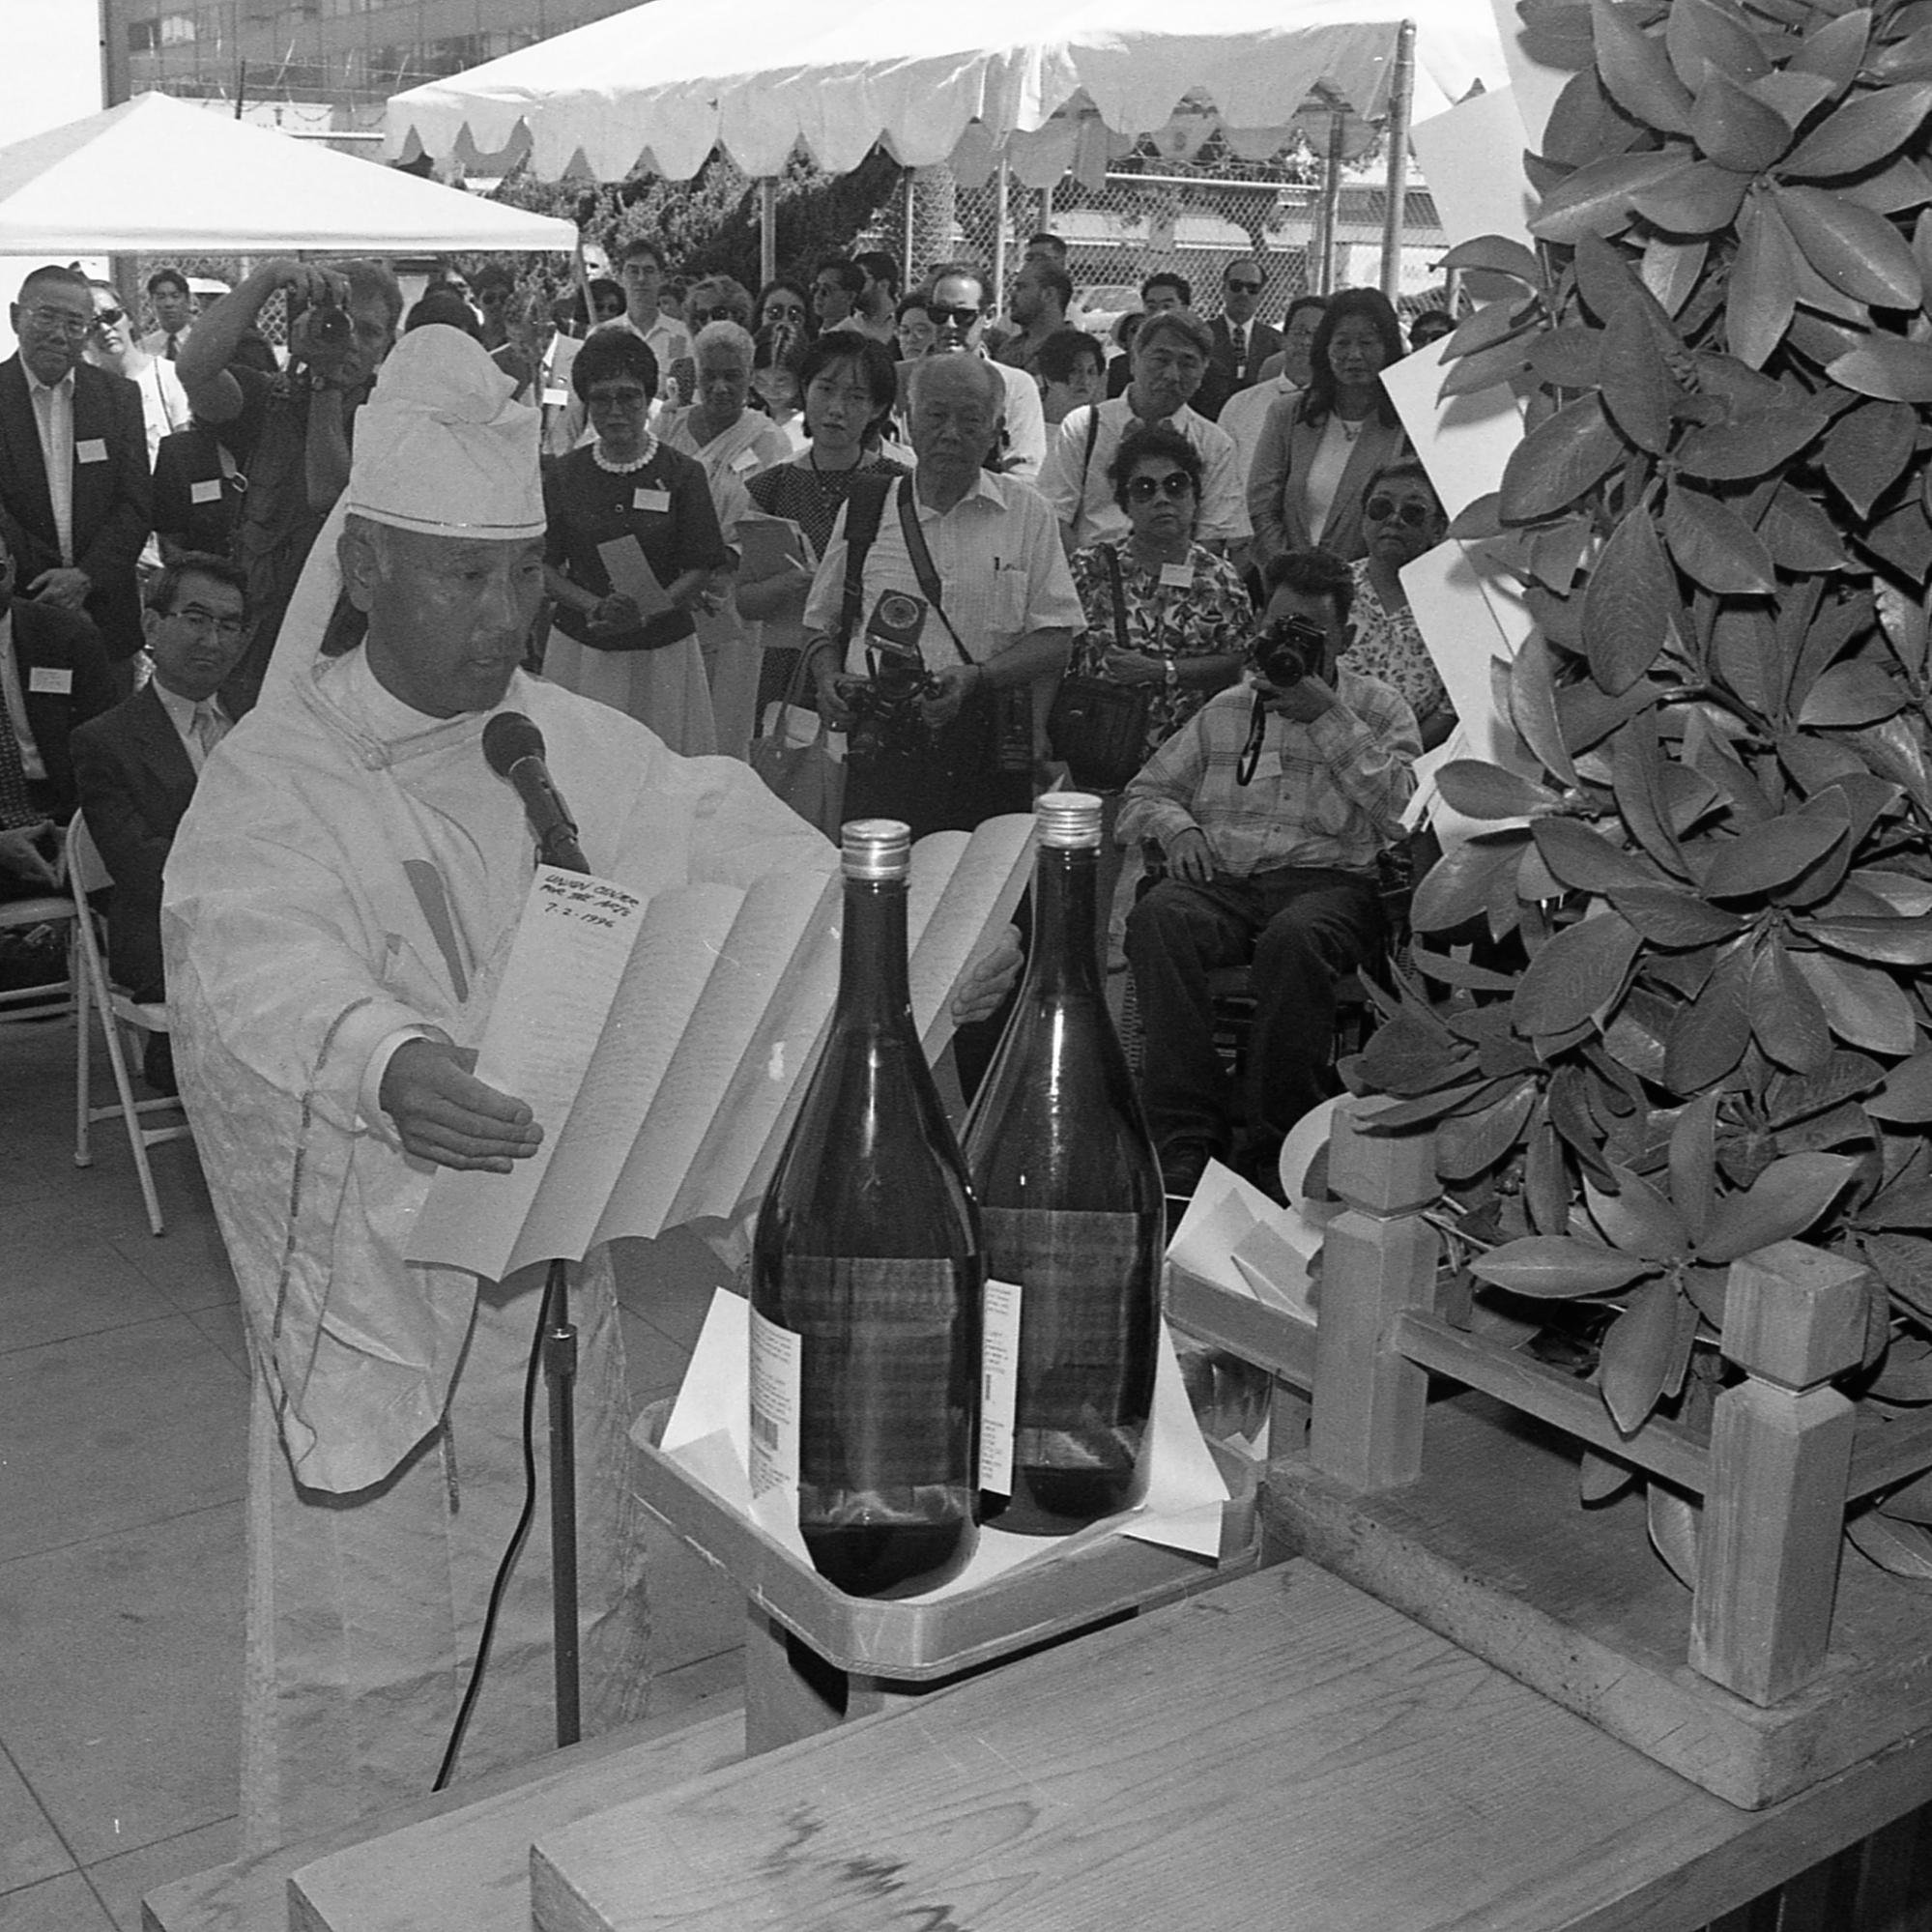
[1038,394,1250,550]
[150,676,230,775]
[26,368,75,565]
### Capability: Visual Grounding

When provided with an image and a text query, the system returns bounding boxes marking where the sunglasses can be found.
[691,305,741,323]
[1126,472,1195,502]
[1225,278,1262,294]
[1364,496,1432,529]
[94,305,126,328]
[931,305,984,330]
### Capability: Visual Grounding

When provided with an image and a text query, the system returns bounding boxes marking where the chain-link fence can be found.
[867,152,1450,331]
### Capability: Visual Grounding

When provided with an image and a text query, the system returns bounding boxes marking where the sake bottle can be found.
[750,820,982,1596]
[964,792,1165,1533]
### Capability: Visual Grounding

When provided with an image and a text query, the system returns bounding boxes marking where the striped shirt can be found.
[1117,669,1418,876]
[803,471,1084,676]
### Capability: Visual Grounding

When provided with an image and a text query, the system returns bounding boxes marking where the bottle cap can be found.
[1036,791,1103,850]
[841,818,911,879]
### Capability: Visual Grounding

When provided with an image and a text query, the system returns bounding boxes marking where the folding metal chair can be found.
[68,811,189,1236]
[0,852,77,1030]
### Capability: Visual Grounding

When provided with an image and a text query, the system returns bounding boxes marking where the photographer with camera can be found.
[1118,546,1419,1199]
[800,353,1082,842]
[177,256,403,713]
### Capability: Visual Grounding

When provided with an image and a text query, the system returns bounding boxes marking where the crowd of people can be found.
[1,232,1456,1184]
[0,224,1467,1859]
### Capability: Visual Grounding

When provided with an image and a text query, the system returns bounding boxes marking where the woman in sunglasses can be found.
[1066,421,1251,754]
[757,278,814,339]
[1341,457,1455,749]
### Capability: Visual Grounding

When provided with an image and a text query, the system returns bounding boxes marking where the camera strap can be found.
[1103,544,1131,654]
[894,482,973,667]
[834,472,897,653]
[1236,693,1269,788]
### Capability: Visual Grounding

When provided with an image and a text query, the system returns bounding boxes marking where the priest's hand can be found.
[380,1040,543,1173]
[951,924,1023,1027]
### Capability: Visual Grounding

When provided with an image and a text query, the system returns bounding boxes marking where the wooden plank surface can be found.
[145,1696,740,1932]
[529,1562,1932,1932]
[284,1708,742,1932]
[1270,1393,1932,1809]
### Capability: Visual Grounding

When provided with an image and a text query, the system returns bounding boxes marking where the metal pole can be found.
[903,171,916,283]
[1379,19,1418,299]
[993,161,1011,313]
[759,178,778,288]
[1317,108,1345,296]
[1041,181,1054,230]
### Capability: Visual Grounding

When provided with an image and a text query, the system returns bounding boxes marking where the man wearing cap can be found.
[162,325,1017,1853]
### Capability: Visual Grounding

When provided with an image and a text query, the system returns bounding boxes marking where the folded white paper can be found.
[640,1285,1232,1595]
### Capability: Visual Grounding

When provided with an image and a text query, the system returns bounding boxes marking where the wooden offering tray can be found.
[633,1399,1260,1687]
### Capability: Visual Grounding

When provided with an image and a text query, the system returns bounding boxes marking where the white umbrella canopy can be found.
[387,0,1509,188]
[0,93,578,253]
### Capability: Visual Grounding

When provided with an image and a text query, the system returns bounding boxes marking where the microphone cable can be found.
[431,1275,554,1793]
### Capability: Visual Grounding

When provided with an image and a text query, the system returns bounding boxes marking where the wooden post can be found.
[1307,1096,1439,1491]
[1316,107,1346,295]
[1378,18,1417,299]
[1690,1241,1865,1707]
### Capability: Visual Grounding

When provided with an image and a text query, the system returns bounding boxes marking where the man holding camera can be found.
[177,257,403,711]
[801,353,1082,842]
[1119,547,1419,1197]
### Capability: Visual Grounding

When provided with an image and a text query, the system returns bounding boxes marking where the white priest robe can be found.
[162,624,831,1854]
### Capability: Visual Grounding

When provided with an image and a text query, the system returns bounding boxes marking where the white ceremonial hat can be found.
[344,324,545,540]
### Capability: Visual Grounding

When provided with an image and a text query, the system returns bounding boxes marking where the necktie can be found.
[191,701,223,765]
[165,332,179,361]
[0,680,41,829]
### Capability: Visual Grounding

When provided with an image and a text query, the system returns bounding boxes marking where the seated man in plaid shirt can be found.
[1118,547,1419,1198]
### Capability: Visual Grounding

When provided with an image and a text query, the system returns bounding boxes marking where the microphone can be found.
[483,711,590,876]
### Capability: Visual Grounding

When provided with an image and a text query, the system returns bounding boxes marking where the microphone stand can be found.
[535,818,589,1748]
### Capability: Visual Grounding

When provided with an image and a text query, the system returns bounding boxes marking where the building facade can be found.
[102,0,643,126]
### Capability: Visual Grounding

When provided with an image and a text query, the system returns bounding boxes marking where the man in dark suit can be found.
[0,266,153,695]
[0,509,115,873]
[1202,258,1283,422]
[72,553,248,1004]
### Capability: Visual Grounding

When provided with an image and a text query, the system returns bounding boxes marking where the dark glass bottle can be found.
[964,792,1165,1533]
[750,820,982,1596]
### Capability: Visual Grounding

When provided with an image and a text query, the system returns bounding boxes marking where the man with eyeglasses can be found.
[72,554,249,1089]
[919,262,1049,482]
[1038,307,1248,555]
[0,266,154,702]
[1203,258,1282,421]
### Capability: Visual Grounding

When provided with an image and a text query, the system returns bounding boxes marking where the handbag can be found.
[1049,546,1155,792]
[749,637,846,838]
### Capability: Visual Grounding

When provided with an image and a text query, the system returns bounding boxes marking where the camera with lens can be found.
[847,615,937,764]
[306,288,353,351]
[1252,613,1327,691]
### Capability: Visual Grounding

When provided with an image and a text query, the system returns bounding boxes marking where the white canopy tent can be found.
[387,0,1508,294]
[0,93,577,255]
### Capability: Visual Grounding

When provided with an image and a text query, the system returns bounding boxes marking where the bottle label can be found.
[773,1254,971,1488]
[979,1276,1023,1495]
[748,1306,802,1503]
[980,1206,1158,1442]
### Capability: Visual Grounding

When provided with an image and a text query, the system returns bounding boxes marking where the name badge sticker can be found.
[1250,747,1283,782]
[632,486,672,513]
[1158,562,1193,589]
[189,478,222,505]
[731,447,762,473]
[542,385,569,408]
[76,438,108,465]
[28,665,72,696]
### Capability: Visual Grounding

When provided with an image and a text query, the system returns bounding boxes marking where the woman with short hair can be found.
[1341,456,1455,749]
[541,329,729,755]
